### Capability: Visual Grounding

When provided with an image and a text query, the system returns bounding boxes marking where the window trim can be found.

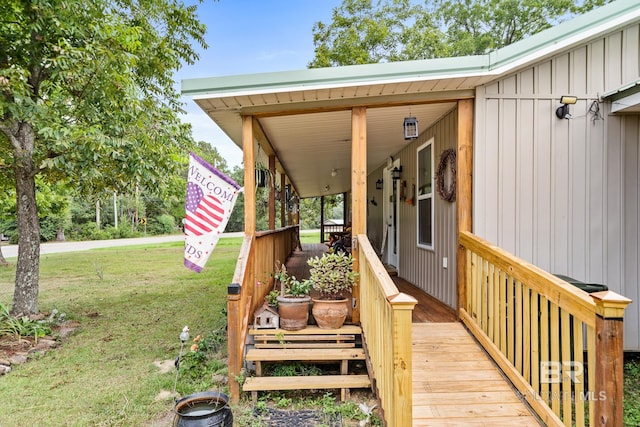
[416,138,434,250]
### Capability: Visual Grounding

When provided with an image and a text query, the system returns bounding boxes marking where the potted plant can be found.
[273,263,311,331]
[307,252,359,329]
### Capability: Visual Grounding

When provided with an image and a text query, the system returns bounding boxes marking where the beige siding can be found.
[474,23,640,349]
[368,108,458,308]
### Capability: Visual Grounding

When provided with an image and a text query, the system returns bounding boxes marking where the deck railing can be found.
[357,234,417,426]
[227,225,300,401]
[459,231,631,427]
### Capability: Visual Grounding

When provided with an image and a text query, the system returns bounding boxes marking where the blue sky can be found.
[177,1,344,168]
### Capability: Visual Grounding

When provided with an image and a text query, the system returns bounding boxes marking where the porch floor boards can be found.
[283,243,541,426]
[412,322,542,426]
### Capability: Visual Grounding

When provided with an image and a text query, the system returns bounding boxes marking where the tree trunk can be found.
[0,245,8,266]
[56,228,65,241]
[11,123,41,316]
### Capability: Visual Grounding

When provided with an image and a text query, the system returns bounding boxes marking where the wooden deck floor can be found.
[285,243,541,426]
[412,323,542,426]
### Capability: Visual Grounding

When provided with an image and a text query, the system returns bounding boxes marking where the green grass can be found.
[0,238,240,426]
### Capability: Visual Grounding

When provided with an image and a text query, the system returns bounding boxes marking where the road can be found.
[0,229,319,258]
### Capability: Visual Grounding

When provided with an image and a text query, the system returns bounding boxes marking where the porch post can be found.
[243,116,256,235]
[351,106,367,324]
[320,196,325,243]
[268,154,276,230]
[591,291,631,427]
[456,99,473,317]
[280,173,286,227]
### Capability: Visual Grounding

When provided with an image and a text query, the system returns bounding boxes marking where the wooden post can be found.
[320,196,325,243]
[591,291,631,427]
[227,283,241,402]
[280,173,286,227]
[351,106,367,324]
[456,99,473,317]
[389,292,418,427]
[243,116,256,235]
[268,155,276,230]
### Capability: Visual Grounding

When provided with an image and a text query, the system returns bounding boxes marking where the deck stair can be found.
[243,325,371,401]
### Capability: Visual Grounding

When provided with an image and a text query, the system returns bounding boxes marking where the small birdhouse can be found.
[253,303,279,329]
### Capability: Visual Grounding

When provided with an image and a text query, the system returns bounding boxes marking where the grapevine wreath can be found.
[436,148,456,202]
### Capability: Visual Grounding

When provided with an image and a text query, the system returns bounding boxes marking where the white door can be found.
[383,159,400,268]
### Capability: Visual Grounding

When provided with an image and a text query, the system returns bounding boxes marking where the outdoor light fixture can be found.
[404,116,418,140]
[331,168,337,177]
[376,179,383,190]
[556,95,578,119]
[391,166,402,181]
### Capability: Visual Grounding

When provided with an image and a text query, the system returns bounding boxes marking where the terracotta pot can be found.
[277,295,311,331]
[312,298,349,329]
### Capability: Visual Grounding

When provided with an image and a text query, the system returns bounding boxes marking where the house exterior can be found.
[183,0,639,353]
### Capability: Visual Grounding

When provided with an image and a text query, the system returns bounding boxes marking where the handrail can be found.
[227,226,300,402]
[357,234,416,426]
[459,231,631,426]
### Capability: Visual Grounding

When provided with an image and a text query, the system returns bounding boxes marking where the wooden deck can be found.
[412,323,542,426]
[284,243,541,426]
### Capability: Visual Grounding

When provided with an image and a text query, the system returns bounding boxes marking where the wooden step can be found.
[243,374,371,400]
[246,347,365,362]
[249,325,362,336]
[255,342,355,349]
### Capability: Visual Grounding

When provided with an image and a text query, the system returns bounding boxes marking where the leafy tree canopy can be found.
[0,0,208,315]
[309,0,612,67]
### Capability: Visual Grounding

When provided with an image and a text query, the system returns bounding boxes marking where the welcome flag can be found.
[184,152,241,272]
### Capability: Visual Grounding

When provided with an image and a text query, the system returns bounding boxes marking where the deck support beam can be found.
[456,99,473,316]
[351,106,367,324]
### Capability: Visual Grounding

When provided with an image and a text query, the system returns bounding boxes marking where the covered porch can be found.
[183,30,632,424]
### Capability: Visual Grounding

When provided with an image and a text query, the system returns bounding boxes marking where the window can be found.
[417,138,433,249]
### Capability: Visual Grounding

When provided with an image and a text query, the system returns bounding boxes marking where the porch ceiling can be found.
[193,88,463,199]
[257,103,456,198]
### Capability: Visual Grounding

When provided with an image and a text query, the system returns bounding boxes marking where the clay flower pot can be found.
[312,298,349,329]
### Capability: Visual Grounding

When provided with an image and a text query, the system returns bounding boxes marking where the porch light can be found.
[556,95,577,119]
[391,166,402,181]
[331,169,337,177]
[375,179,383,190]
[404,116,418,140]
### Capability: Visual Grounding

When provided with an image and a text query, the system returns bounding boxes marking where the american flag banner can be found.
[184,152,241,272]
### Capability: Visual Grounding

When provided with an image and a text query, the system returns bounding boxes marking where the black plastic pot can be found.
[172,391,233,427]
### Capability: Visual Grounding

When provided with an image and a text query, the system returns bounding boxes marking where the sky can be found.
[176,1,344,168]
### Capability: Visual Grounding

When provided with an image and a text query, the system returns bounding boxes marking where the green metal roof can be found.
[182,0,640,97]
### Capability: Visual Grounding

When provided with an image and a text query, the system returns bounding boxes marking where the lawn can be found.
[0,237,241,426]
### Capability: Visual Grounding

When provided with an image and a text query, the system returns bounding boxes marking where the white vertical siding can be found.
[474,23,640,349]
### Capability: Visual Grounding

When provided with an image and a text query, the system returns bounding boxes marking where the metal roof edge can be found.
[182,56,489,97]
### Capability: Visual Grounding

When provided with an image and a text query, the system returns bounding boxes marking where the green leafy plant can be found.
[0,303,52,343]
[265,290,279,307]
[307,252,359,299]
[273,264,310,297]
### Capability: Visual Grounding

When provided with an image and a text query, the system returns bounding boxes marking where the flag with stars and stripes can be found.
[184,152,241,272]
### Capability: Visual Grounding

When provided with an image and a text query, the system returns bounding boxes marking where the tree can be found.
[310,0,612,67]
[0,0,206,315]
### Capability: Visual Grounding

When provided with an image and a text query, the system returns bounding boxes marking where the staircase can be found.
[243,325,371,401]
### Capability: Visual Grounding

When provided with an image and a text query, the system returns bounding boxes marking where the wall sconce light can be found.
[375,179,383,190]
[556,95,577,119]
[404,116,418,140]
[331,168,337,177]
[391,166,402,180]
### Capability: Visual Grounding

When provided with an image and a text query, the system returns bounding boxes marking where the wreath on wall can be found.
[436,148,457,202]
